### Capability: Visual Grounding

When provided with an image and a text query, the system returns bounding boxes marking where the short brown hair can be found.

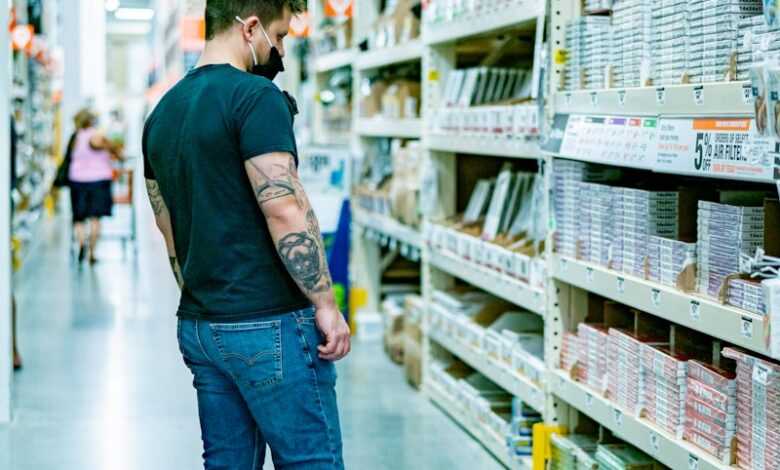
[205,0,306,40]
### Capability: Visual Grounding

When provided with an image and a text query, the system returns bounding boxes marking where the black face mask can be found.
[235,16,284,81]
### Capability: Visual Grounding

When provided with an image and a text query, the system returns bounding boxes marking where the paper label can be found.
[613,408,623,427]
[586,267,595,283]
[559,257,568,272]
[651,288,661,307]
[688,454,699,470]
[743,83,754,105]
[693,86,704,105]
[618,90,626,106]
[656,118,774,182]
[690,300,701,321]
[656,87,666,105]
[559,115,658,168]
[590,92,598,106]
[586,392,594,407]
[650,432,660,453]
[741,316,754,339]
[617,277,626,294]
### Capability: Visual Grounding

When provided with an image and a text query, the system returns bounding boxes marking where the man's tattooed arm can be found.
[145,179,183,290]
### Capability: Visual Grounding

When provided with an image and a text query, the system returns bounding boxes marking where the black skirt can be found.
[70,180,113,222]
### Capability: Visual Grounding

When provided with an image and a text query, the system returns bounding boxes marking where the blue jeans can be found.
[177,307,344,470]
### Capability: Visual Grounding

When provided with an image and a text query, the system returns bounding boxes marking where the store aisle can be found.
[0,206,502,470]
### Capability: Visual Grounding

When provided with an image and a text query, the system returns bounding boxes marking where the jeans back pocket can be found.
[210,320,283,389]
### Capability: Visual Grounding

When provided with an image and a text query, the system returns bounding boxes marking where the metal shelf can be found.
[352,208,422,250]
[423,5,541,46]
[425,135,541,159]
[553,82,754,117]
[429,249,545,316]
[428,327,545,413]
[552,255,773,359]
[314,49,355,73]
[356,117,422,139]
[551,370,731,470]
[356,41,423,70]
[426,382,531,470]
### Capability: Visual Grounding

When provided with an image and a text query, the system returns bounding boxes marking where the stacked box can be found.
[727,278,768,315]
[594,443,658,469]
[564,17,612,91]
[650,0,691,86]
[722,348,780,470]
[561,331,582,374]
[612,188,679,278]
[737,14,773,81]
[578,323,610,392]
[697,201,764,299]
[606,329,645,412]
[584,0,614,13]
[683,360,738,462]
[686,0,761,84]
[647,236,697,287]
[639,344,688,436]
[550,434,600,470]
[577,182,615,266]
[611,0,652,88]
[506,398,542,458]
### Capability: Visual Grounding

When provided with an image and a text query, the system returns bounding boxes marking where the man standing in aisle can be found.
[142,1,350,468]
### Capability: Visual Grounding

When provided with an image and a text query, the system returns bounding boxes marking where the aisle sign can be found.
[655,118,774,182]
[558,115,657,169]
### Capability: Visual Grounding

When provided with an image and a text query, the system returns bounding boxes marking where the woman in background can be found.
[68,109,119,264]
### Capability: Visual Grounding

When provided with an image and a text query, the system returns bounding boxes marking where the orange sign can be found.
[180,16,205,52]
[289,12,311,38]
[325,0,353,17]
[692,118,751,132]
[11,24,33,51]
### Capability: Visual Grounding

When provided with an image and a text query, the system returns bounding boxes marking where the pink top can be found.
[69,128,114,183]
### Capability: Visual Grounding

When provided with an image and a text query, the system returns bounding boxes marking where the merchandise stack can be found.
[607,329,666,413]
[560,331,582,374]
[549,433,600,470]
[611,188,679,278]
[697,201,765,299]
[685,0,759,84]
[578,323,610,392]
[639,344,687,437]
[610,0,651,88]
[738,15,773,81]
[723,348,780,470]
[564,17,612,91]
[584,0,613,13]
[594,443,658,469]
[650,0,690,86]
[647,236,697,289]
[727,278,767,315]
[683,360,737,463]
[506,399,542,460]
[577,182,615,266]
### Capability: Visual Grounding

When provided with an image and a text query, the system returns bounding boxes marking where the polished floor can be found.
[0,204,503,470]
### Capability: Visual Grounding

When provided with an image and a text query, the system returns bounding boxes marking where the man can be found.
[142,1,350,469]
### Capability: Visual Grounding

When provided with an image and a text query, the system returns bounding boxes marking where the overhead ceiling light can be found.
[114,7,155,21]
[105,0,120,12]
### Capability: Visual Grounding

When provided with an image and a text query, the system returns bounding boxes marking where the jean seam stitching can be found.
[299,326,338,465]
[194,320,216,364]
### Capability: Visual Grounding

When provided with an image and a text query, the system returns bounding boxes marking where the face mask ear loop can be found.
[259,24,274,49]
[235,16,259,66]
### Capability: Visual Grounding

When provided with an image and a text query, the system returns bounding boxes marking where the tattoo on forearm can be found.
[249,159,305,208]
[277,231,332,294]
[169,256,184,289]
[146,180,166,215]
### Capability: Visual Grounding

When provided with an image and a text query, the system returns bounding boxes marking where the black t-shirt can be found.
[142,64,310,321]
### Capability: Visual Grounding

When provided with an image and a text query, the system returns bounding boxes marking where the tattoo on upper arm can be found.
[146,180,166,215]
[277,231,332,294]
[248,158,305,208]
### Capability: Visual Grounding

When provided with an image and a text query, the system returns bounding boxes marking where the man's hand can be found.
[315,305,351,361]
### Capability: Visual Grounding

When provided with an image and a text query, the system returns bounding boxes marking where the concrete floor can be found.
[0,206,503,470]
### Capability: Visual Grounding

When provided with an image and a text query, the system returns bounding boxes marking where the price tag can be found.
[590,92,598,106]
[559,375,566,388]
[586,392,594,407]
[586,267,595,283]
[613,408,623,427]
[617,277,626,294]
[741,317,754,339]
[617,90,626,106]
[743,83,754,105]
[655,87,666,105]
[559,258,569,272]
[688,454,700,470]
[650,432,660,453]
[651,289,661,307]
[565,93,572,105]
[690,300,701,321]
[693,85,704,105]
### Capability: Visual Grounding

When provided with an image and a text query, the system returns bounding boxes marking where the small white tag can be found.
[650,432,660,453]
[613,408,623,427]
[618,90,626,106]
[688,454,700,470]
[651,289,661,307]
[656,87,666,105]
[743,84,754,105]
[565,93,572,105]
[741,317,754,339]
[754,363,770,385]
[586,267,595,283]
[559,258,568,272]
[590,92,598,106]
[617,277,626,294]
[586,392,594,407]
[690,300,701,321]
[693,86,704,105]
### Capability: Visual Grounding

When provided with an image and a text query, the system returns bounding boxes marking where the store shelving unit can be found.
[425,382,531,470]
[314,48,355,73]
[355,40,424,71]
[423,5,542,46]
[352,208,422,250]
[355,117,423,139]
[424,135,540,160]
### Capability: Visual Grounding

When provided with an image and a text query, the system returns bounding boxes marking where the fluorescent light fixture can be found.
[105,0,120,12]
[114,7,154,21]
